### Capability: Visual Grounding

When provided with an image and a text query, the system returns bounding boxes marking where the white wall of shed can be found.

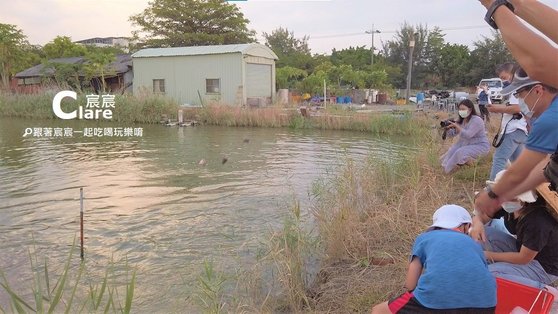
[133,53,243,106]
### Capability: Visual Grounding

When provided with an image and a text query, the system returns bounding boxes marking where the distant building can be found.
[11,54,133,93]
[131,43,278,106]
[75,37,131,51]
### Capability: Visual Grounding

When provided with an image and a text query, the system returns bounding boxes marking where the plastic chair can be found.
[495,277,555,314]
[437,100,446,111]
[447,102,457,112]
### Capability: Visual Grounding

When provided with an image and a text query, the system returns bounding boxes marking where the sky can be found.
[1,0,557,55]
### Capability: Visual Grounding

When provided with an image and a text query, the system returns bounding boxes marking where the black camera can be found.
[440,119,456,128]
[512,112,523,120]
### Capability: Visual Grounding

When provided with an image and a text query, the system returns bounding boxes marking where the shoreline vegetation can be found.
[0,92,430,136]
[0,91,500,312]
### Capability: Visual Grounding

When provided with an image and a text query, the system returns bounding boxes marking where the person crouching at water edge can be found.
[470,170,558,296]
[371,205,496,314]
[440,99,490,174]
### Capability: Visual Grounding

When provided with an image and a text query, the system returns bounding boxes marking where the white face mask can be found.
[458,110,469,118]
[502,201,522,213]
[519,87,541,119]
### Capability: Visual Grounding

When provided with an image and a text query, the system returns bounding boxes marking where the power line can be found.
[308,25,489,40]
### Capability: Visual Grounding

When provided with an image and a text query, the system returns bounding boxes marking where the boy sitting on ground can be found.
[371,204,496,313]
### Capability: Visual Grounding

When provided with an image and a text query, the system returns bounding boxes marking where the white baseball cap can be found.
[486,170,537,203]
[430,204,472,229]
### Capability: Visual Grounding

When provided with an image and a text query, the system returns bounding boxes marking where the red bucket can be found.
[496,277,555,313]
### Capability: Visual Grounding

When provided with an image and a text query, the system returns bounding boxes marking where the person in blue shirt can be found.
[371,205,496,313]
[416,92,425,108]
[478,84,491,122]
[475,67,558,216]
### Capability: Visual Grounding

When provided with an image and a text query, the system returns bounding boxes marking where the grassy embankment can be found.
[306,129,495,312]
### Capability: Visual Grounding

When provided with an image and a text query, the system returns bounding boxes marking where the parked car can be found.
[478,78,504,103]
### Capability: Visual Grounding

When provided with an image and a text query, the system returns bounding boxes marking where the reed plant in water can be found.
[254,200,318,313]
[0,240,136,313]
[193,260,227,314]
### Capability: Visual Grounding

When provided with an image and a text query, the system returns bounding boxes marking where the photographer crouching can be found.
[440,99,491,174]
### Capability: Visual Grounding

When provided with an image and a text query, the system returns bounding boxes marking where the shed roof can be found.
[15,57,84,78]
[15,54,132,78]
[132,43,278,60]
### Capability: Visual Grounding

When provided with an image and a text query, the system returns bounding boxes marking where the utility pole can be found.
[405,32,417,104]
[365,25,381,67]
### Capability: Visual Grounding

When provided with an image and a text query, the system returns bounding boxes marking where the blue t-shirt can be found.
[478,91,489,104]
[411,229,497,309]
[526,95,558,154]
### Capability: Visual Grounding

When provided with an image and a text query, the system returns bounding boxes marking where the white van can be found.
[478,78,504,103]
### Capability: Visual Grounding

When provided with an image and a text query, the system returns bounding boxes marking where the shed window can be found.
[153,79,165,93]
[206,79,220,94]
[18,77,41,85]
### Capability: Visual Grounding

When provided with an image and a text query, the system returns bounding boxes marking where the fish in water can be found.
[221,157,228,164]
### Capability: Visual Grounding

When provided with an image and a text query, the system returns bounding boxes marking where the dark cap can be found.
[501,68,541,96]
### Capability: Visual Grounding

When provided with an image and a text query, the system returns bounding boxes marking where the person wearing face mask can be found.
[475,67,558,216]
[440,99,490,174]
[487,63,528,181]
[470,170,558,293]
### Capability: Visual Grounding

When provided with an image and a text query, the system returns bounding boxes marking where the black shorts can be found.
[388,291,495,313]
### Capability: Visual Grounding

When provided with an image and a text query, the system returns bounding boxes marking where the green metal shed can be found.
[132,43,278,106]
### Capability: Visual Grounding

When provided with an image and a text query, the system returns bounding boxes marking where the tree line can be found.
[1,0,513,94]
[0,24,125,91]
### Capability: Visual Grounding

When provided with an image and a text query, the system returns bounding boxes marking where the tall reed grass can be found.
[193,261,227,314]
[186,200,318,314]
[0,241,136,313]
[257,201,318,313]
[2,91,431,135]
[0,91,179,124]
[186,104,431,135]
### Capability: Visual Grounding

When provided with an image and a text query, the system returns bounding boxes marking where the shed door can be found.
[246,63,272,98]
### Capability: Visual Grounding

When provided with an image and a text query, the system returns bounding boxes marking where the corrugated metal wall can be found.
[246,64,272,98]
[133,53,243,106]
[242,55,276,105]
